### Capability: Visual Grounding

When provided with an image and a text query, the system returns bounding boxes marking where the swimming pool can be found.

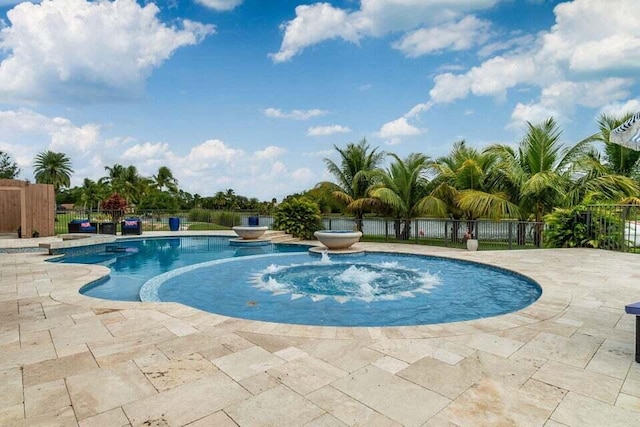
[66,236,541,326]
[64,237,308,301]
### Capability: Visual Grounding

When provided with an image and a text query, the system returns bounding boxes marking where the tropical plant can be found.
[101,164,148,204]
[544,205,622,249]
[100,193,128,223]
[212,211,241,227]
[586,113,640,177]
[429,140,518,239]
[0,151,20,179]
[323,138,385,231]
[79,178,108,210]
[137,191,179,211]
[273,197,322,239]
[353,153,446,239]
[33,150,73,192]
[152,166,179,193]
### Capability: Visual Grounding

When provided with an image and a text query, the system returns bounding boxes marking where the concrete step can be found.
[269,234,300,243]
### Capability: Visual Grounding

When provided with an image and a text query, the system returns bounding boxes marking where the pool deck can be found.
[1,232,640,426]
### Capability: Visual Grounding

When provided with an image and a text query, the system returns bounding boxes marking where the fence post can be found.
[508,221,513,250]
[415,219,418,243]
[620,207,627,252]
[385,219,389,241]
[444,220,449,247]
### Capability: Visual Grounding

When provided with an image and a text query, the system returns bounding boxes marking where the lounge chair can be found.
[68,219,97,233]
[121,218,142,235]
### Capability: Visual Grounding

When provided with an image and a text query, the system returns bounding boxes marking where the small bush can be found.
[544,206,622,249]
[273,198,322,239]
[213,211,241,227]
[188,208,213,223]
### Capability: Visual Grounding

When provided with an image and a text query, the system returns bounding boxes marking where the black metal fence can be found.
[55,208,545,250]
[323,217,545,250]
[581,204,640,253]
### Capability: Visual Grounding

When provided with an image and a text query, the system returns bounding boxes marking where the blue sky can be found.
[0,0,638,200]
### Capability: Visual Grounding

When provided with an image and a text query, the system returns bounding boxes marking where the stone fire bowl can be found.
[314,230,362,250]
[232,226,268,240]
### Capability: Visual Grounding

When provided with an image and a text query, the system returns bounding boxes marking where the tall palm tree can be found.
[353,153,446,239]
[323,138,385,231]
[101,164,147,204]
[33,150,73,193]
[486,118,577,224]
[79,178,108,211]
[152,166,178,193]
[486,117,638,244]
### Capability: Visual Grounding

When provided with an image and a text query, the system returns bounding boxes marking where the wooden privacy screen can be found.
[0,179,55,238]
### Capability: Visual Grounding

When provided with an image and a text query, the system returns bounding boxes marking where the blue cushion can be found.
[626,301,640,315]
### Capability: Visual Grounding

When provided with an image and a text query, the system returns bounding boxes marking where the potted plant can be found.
[100,193,128,234]
[31,229,40,238]
[464,229,478,251]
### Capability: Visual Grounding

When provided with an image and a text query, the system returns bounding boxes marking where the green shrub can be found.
[544,206,622,249]
[213,211,241,227]
[188,208,213,223]
[273,198,322,239]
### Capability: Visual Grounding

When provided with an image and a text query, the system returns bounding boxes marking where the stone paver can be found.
[1,236,640,426]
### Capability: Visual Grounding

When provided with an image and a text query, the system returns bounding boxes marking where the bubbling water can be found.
[252,256,441,303]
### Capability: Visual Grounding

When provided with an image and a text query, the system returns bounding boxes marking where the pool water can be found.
[64,237,541,326]
[62,237,308,301]
[139,249,542,327]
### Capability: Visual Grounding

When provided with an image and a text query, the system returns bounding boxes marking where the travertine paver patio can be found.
[1,233,640,426]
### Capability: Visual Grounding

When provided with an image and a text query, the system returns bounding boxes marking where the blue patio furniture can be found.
[625,301,640,363]
[121,218,142,235]
[67,219,97,234]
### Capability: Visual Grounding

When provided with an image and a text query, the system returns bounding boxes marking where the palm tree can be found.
[486,118,576,224]
[323,138,385,231]
[152,166,178,193]
[101,164,147,204]
[353,153,446,239]
[587,113,640,177]
[486,117,637,244]
[429,141,518,239]
[79,178,108,211]
[33,150,73,193]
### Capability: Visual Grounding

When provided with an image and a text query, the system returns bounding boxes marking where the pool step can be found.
[268,233,300,243]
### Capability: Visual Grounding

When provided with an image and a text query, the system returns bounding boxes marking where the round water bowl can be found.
[232,226,268,240]
[314,230,362,250]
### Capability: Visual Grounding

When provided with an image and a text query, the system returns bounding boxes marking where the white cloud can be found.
[253,146,287,160]
[599,100,640,117]
[263,107,328,120]
[430,55,538,103]
[507,78,633,129]
[419,0,640,134]
[269,3,362,63]
[307,125,351,136]
[271,0,502,62]
[0,0,214,102]
[507,103,560,131]
[182,139,242,169]
[122,142,170,160]
[0,108,319,199]
[291,168,314,183]
[195,0,243,11]
[393,16,491,57]
[378,117,423,139]
[540,0,640,73]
